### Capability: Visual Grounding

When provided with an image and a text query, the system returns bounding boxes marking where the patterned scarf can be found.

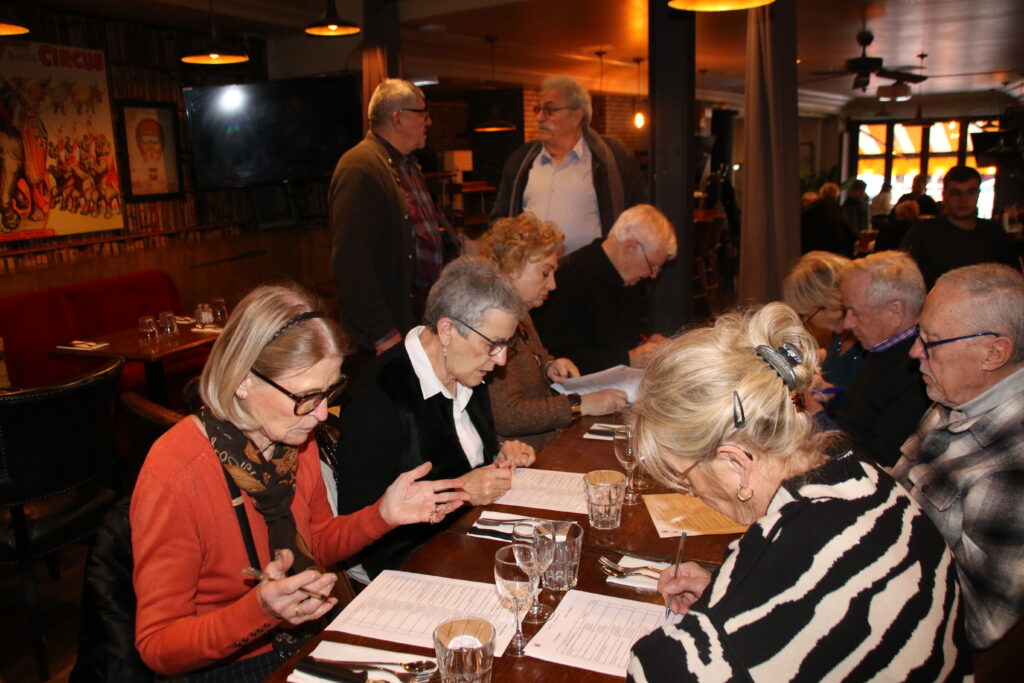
[200,408,325,658]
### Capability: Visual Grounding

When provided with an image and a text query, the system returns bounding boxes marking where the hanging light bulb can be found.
[633,57,646,129]
[668,0,774,10]
[305,0,360,37]
[181,0,249,65]
[473,36,516,133]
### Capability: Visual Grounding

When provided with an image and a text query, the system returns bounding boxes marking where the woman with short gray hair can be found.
[337,257,536,578]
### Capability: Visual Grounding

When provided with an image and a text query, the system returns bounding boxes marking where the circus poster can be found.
[0,40,124,242]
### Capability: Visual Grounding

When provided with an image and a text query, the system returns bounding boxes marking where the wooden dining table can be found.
[50,324,218,404]
[267,418,741,682]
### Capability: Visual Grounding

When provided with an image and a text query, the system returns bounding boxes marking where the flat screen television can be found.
[182,74,362,190]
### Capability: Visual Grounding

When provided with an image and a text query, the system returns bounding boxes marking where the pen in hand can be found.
[242,567,333,602]
[666,532,688,618]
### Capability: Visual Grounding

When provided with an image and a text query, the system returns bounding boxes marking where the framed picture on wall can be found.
[115,100,183,201]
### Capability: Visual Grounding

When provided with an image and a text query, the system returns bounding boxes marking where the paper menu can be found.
[325,570,518,656]
[551,364,644,403]
[491,468,588,514]
[643,493,748,538]
[525,589,666,677]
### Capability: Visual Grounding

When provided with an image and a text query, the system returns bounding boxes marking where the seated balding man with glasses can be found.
[892,263,1024,650]
[532,204,677,374]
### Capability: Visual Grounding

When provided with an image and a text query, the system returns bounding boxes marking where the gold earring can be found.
[442,345,448,360]
[736,485,753,502]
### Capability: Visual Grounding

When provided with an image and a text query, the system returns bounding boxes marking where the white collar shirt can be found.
[523,134,601,254]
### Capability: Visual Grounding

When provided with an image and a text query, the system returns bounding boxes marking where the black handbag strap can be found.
[220,466,262,570]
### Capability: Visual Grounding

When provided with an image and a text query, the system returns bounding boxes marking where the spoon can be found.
[324,659,438,675]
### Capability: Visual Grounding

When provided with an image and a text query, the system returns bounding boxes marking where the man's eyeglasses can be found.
[400,107,430,117]
[914,324,1000,359]
[637,242,662,278]
[250,369,347,416]
[532,104,576,117]
[451,317,515,357]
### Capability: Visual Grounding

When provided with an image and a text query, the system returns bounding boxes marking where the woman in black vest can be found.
[336,257,536,578]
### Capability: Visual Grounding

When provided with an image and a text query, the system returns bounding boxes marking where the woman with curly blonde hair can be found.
[626,302,970,682]
[479,213,627,449]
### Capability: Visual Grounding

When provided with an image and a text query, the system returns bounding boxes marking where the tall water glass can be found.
[138,316,158,345]
[512,521,554,623]
[210,297,228,326]
[612,426,640,505]
[494,544,537,657]
[534,520,582,592]
[157,311,178,338]
[433,617,494,683]
[583,469,627,529]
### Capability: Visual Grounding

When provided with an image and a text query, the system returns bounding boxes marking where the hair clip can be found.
[270,311,325,341]
[754,344,800,390]
[732,391,746,429]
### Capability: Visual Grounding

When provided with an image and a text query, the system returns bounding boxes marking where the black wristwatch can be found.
[567,393,582,419]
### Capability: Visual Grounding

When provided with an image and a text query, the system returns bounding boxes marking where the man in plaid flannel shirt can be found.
[893,263,1024,650]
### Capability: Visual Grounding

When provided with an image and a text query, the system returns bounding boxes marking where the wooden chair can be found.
[118,391,185,489]
[0,358,124,681]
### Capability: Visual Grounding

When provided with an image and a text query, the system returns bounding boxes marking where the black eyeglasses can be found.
[800,306,824,324]
[914,324,1000,359]
[250,369,347,416]
[637,242,661,279]
[400,107,430,117]
[451,317,515,357]
[532,104,576,117]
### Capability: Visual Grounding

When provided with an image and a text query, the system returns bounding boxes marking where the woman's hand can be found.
[256,549,338,624]
[580,388,628,416]
[495,439,536,468]
[546,357,580,383]
[378,461,471,526]
[460,465,515,506]
[659,561,712,615]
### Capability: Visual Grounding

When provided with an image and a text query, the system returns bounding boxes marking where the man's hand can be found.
[580,389,628,416]
[628,336,669,368]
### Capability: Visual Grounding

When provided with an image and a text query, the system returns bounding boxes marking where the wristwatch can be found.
[567,393,582,419]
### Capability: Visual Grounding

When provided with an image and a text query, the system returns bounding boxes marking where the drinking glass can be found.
[210,297,228,326]
[138,315,158,344]
[583,469,627,529]
[157,311,178,338]
[534,520,582,592]
[612,426,640,505]
[494,544,537,657]
[194,302,213,325]
[512,521,554,624]
[433,617,494,683]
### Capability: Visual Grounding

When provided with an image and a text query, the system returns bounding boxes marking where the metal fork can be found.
[599,555,664,577]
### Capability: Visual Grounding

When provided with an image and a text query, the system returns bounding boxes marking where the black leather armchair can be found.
[0,357,124,681]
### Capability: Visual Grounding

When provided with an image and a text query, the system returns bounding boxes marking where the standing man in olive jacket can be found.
[490,76,647,255]
[330,79,446,358]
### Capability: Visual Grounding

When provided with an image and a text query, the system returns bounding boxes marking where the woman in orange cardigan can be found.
[130,282,468,681]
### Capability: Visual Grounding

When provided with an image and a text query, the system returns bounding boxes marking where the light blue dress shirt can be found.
[522,136,602,254]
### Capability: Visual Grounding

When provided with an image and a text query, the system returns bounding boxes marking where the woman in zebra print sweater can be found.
[626,303,972,682]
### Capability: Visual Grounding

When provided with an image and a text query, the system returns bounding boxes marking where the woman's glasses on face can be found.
[250,369,347,416]
[451,317,516,357]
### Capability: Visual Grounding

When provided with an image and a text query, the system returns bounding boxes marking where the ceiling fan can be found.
[810,29,928,92]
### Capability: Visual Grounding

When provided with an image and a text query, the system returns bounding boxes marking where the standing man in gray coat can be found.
[330,79,445,357]
[490,76,647,255]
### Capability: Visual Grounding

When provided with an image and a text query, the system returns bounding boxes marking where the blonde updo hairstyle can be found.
[629,303,827,493]
[478,212,564,277]
[782,251,850,313]
[200,281,345,431]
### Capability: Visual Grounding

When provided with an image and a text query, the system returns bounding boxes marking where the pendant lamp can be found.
[668,0,774,10]
[305,0,360,37]
[181,0,249,65]
[0,18,29,36]
[633,58,646,129]
[473,36,516,133]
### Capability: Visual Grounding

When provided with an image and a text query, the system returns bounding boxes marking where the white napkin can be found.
[603,555,669,592]
[467,511,542,542]
[583,422,623,441]
[287,642,435,683]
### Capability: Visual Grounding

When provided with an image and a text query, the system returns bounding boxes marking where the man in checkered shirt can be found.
[892,263,1024,650]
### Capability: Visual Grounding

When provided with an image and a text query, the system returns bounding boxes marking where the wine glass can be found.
[494,544,537,657]
[512,521,555,624]
[613,426,641,505]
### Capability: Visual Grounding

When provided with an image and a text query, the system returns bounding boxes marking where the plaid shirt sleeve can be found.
[958,466,1024,649]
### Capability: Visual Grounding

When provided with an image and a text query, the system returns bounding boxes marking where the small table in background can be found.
[51,325,218,404]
